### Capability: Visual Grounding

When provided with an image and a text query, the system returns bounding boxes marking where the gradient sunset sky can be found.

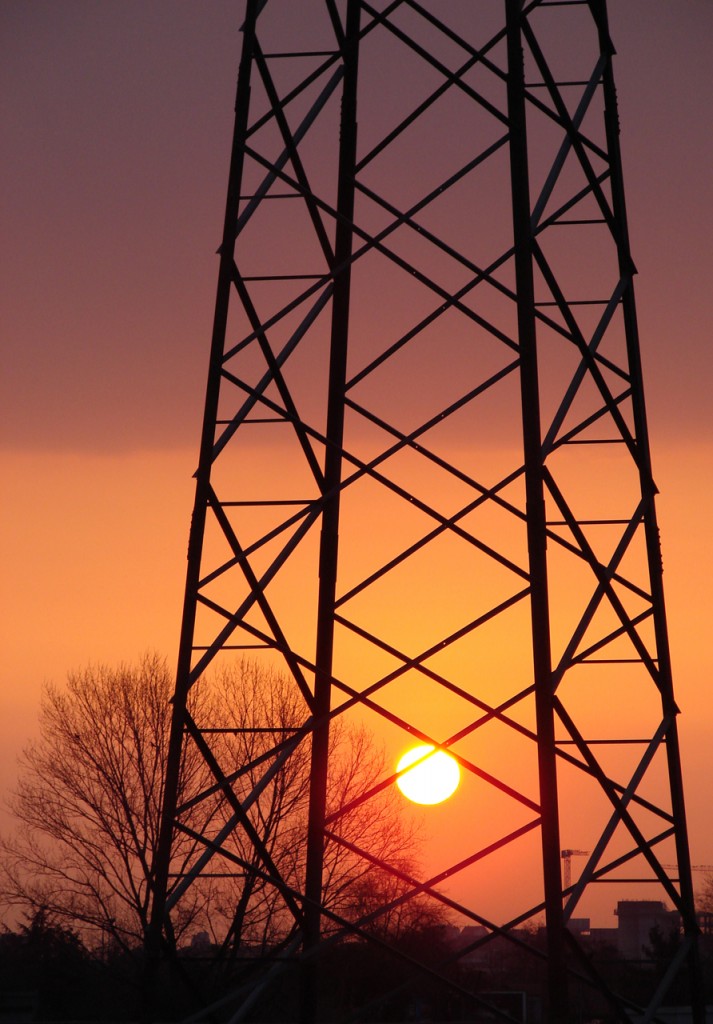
[2,0,712,904]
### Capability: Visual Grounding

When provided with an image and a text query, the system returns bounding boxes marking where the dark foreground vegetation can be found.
[1,908,712,1023]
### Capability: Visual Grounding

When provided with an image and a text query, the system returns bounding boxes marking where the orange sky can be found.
[2,2,712,926]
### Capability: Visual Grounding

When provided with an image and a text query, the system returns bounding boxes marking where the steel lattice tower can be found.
[149,2,704,1021]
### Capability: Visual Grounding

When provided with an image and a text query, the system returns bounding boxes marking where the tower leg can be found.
[506,2,567,1019]
[593,4,706,1016]
[145,0,260,1011]
[300,4,361,1021]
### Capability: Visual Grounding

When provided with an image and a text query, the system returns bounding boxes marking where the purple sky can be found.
[2,1,712,454]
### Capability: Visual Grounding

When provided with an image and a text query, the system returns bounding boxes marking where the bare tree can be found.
[699,874,713,916]
[0,655,424,963]
[0,654,216,954]
[176,665,425,962]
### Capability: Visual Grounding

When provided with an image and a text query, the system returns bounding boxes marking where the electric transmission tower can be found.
[149,2,704,1021]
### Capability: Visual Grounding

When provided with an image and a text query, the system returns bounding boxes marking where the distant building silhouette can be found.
[615,900,681,961]
[453,900,686,964]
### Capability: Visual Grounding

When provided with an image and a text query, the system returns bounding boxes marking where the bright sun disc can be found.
[396,744,460,805]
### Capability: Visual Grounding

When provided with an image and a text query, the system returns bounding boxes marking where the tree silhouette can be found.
[699,874,713,916]
[0,655,213,954]
[0,654,422,970]
[0,908,90,1017]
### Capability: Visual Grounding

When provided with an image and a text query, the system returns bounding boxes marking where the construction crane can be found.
[561,849,590,889]
[662,865,713,875]
[560,852,713,890]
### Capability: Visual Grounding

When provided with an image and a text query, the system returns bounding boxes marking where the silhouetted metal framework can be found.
[150,2,704,1021]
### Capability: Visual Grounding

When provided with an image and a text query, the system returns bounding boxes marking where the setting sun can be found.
[396,744,461,805]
